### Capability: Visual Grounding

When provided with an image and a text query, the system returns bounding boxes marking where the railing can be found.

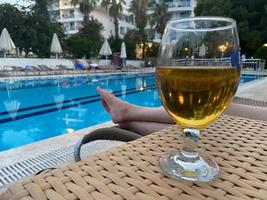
[241,59,266,71]
[170,58,266,71]
[62,14,75,19]
[166,1,191,8]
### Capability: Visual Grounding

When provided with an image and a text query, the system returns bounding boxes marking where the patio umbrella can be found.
[99,38,112,66]
[50,33,63,59]
[0,28,16,58]
[120,42,127,67]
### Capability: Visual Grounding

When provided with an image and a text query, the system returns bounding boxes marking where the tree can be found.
[130,0,149,35]
[0,4,24,54]
[195,0,267,56]
[101,0,126,39]
[129,0,150,59]
[108,36,123,53]
[66,18,103,58]
[150,0,170,39]
[29,0,64,57]
[124,30,139,59]
[71,0,97,24]
[255,45,267,68]
[0,2,64,58]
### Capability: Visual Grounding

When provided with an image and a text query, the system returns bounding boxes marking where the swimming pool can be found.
[0,72,264,151]
[0,73,161,151]
[240,74,266,83]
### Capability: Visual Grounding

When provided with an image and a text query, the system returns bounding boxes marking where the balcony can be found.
[59,14,83,22]
[62,13,75,19]
[65,29,79,35]
[166,0,192,12]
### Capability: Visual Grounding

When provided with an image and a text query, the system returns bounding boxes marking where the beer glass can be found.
[156,17,240,182]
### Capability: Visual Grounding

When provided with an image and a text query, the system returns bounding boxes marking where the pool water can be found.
[0,72,264,151]
[240,74,266,83]
[0,73,161,151]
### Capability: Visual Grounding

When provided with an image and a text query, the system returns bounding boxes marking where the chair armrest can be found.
[74,127,142,162]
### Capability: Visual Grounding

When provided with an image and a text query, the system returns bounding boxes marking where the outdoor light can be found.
[218,44,227,53]
[263,43,267,47]
[66,128,75,133]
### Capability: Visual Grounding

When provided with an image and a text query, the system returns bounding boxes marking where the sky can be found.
[0,0,31,6]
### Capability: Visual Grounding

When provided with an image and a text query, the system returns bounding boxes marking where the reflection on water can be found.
[121,85,127,99]
[4,100,21,119]
[53,94,65,110]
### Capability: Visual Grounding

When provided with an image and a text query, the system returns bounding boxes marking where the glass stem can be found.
[180,128,200,161]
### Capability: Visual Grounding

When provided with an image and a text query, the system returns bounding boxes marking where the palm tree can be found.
[101,0,126,39]
[129,0,149,36]
[150,0,170,39]
[129,0,149,59]
[71,0,97,24]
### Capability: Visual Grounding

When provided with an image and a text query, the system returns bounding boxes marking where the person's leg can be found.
[97,87,267,132]
[119,121,172,136]
[97,87,174,124]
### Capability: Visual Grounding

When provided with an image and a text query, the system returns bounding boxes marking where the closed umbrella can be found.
[120,42,127,67]
[0,28,16,58]
[99,38,112,66]
[50,33,63,59]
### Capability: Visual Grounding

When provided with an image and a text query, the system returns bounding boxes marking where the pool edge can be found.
[0,120,115,169]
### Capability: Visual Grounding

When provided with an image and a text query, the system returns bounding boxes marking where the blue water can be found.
[240,74,266,84]
[0,73,161,151]
[0,72,264,151]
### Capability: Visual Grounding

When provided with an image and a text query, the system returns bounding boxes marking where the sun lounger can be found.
[57,64,76,74]
[74,127,142,162]
[8,66,25,76]
[58,64,90,75]
[38,65,52,71]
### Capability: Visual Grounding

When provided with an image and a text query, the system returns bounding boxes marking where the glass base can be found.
[159,152,219,182]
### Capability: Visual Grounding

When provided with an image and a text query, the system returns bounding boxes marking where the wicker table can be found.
[1,115,267,200]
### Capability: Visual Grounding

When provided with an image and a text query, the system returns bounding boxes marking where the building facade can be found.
[58,0,135,38]
[58,0,196,40]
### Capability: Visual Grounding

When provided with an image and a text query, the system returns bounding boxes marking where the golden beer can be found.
[156,67,240,129]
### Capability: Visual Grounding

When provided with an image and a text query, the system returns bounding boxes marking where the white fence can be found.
[0,58,75,70]
[1,58,264,71]
[0,58,145,70]
[241,59,265,71]
[97,59,144,68]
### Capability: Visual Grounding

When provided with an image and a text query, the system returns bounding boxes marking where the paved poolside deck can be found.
[237,75,267,101]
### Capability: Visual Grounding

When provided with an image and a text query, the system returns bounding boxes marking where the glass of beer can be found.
[156,17,240,182]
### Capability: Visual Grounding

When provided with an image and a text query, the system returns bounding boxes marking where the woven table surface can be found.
[1,115,267,200]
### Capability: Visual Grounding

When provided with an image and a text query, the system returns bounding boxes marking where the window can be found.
[69,10,74,18]
[120,27,125,35]
[180,11,191,18]
[120,27,123,34]
[70,22,75,30]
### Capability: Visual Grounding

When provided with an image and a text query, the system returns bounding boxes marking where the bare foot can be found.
[97,86,133,123]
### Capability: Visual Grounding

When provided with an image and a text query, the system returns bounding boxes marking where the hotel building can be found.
[57,0,196,40]
[58,0,135,38]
